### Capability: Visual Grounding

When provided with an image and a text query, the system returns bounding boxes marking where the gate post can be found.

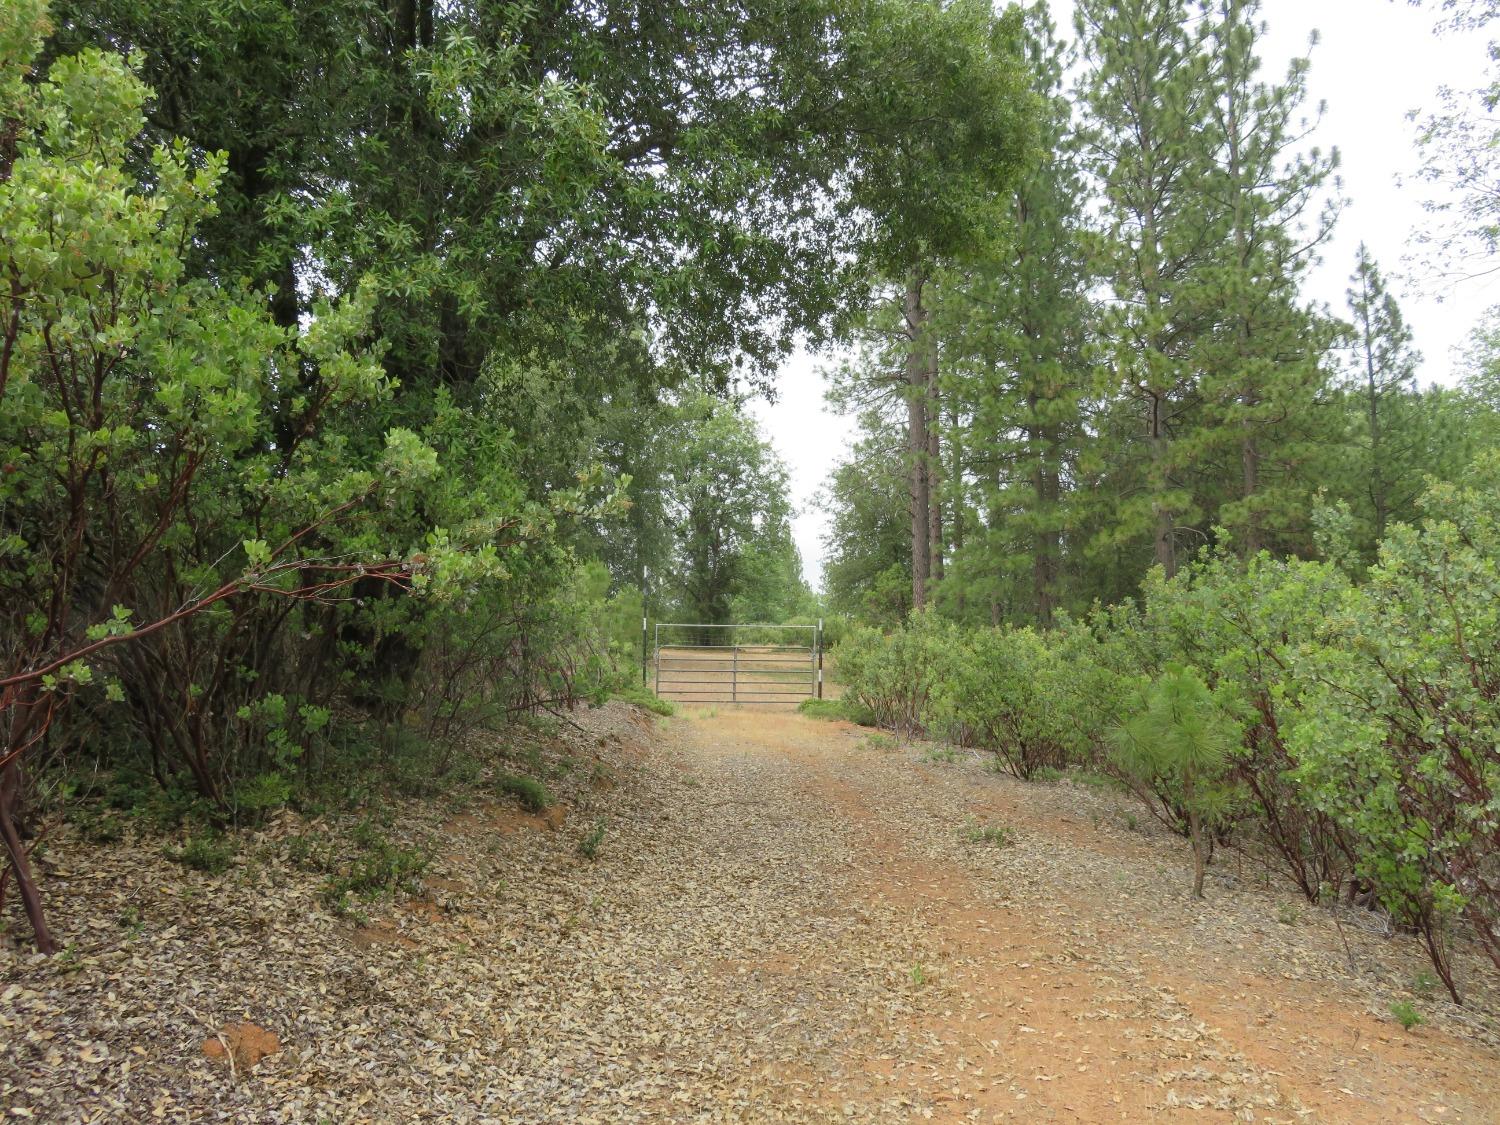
[816,618,824,700]
[641,616,648,688]
[732,645,738,703]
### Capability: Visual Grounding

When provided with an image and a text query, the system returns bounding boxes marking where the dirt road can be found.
[643,709,1500,1123]
[4,704,1499,1122]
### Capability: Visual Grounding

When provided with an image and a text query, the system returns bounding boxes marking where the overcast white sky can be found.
[750,0,1497,590]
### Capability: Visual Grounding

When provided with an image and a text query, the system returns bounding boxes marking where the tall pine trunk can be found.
[1139,178,1178,580]
[1359,280,1388,540]
[1030,410,1062,628]
[948,402,965,616]
[927,358,943,585]
[1189,804,1207,898]
[1240,417,1261,554]
[1225,53,1263,558]
[1149,390,1177,579]
[905,271,932,610]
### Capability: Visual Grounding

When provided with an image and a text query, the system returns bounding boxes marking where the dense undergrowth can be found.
[836,458,1500,1004]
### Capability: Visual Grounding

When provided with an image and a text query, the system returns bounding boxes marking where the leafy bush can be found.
[931,626,1090,779]
[836,613,965,736]
[831,460,1500,999]
[1281,454,1500,1000]
[0,10,546,950]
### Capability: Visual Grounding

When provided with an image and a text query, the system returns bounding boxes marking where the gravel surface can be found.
[3,703,1498,1122]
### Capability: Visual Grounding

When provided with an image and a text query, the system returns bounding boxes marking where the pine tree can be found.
[1075,0,1219,579]
[1111,665,1239,898]
[1193,0,1340,556]
[942,3,1097,626]
[1344,245,1421,545]
[835,0,1037,612]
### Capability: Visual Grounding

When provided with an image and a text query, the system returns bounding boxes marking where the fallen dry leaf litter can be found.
[2,702,1498,1122]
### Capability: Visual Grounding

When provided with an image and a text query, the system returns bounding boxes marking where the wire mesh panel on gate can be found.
[652,622,820,705]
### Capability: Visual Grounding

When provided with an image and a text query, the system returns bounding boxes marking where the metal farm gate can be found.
[646,622,823,705]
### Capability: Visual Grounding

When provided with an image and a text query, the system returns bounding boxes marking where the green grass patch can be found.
[797,698,847,720]
[496,771,553,813]
[164,833,236,874]
[612,684,675,716]
[797,696,877,725]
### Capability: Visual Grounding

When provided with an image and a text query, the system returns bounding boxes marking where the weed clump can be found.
[319,820,429,916]
[1389,1000,1424,1031]
[921,746,961,765]
[579,819,608,860]
[960,819,1014,848]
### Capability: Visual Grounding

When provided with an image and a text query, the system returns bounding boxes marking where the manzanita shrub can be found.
[0,3,636,952]
[1282,453,1500,1002]
[838,457,1500,1001]
[930,625,1094,779]
[1120,557,1359,901]
[0,6,444,949]
[837,612,964,736]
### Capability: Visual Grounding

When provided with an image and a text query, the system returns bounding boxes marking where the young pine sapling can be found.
[1110,665,1240,898]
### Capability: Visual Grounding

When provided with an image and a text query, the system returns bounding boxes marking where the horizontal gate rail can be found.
[650,621,823,706]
